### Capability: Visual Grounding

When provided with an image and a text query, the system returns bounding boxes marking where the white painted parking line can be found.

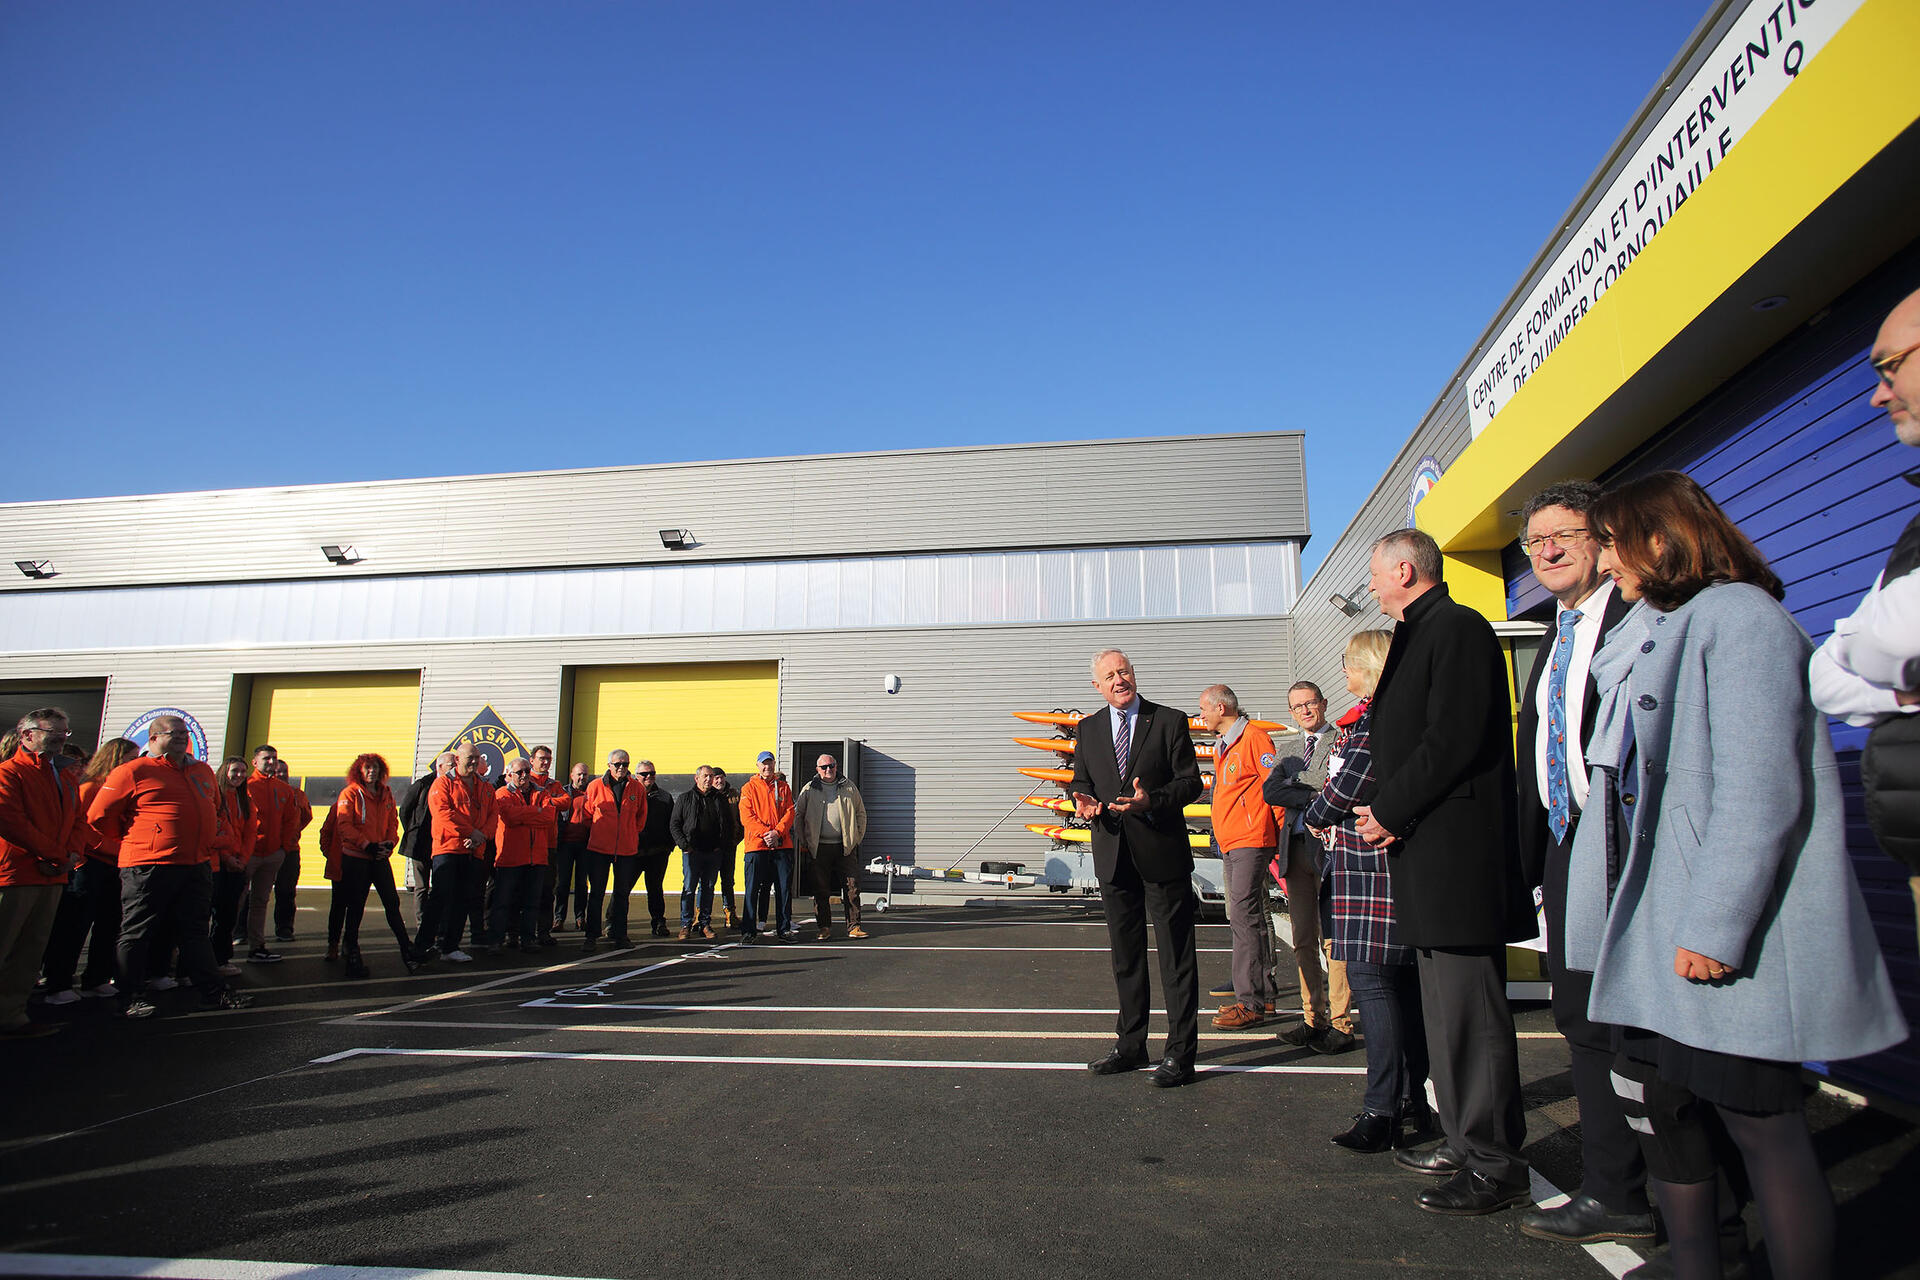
[357,1017,1307,1043]
[311,1045,1367,1074]
[351,948,634,1018]
[0,1254,614,1280]
[521,999,1305,1016]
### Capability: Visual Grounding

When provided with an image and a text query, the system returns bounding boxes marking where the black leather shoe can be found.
[1087,1048,1149,1075]
[1276,1020,1319,1047]
[1416,1168,1532,1216]
[1149,1057,1196,1088]
[1518,1193,1656,1244]
[1311,1026,1357,1055]
[1398,1100,1438,1144]
[1395,1143,1465,1176]
[1330,1111,1397,1153]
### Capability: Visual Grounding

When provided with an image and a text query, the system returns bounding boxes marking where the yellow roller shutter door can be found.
[245,671,422,880]
[570,662,778,899]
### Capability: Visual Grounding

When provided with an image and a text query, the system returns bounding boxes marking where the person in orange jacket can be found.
[0,708,84,1036]
[208,756,259,979]
[333,752,415,979]
[268,756,313,943]
[739,751,796,941]
[427,744,496,962]
[1198,684,1288,1031]
[39,736,140,1007]
[579,750,646,952]
[241,746,310,964]
[492,756,559,954]
[89,715,251,1018]
[526,745,570,946]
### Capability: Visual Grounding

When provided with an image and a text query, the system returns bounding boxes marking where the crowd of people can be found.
[0,724,872,1022]
[1069,288,1919,1280]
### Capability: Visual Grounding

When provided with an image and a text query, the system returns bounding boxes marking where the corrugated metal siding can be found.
[1,615,1291,879]
[0,433,1306,592]
[1293,386,1475,718]
[1525,240,1920,1102]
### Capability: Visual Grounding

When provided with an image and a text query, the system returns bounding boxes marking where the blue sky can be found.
[0,3,1705,577]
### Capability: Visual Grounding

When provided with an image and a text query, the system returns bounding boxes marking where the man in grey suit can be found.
[1262,681,1354,1053]
[1072,648,1207,1088]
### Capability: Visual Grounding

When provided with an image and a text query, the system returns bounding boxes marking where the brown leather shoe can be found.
[1212,1003,1266,1030]
[677,927,692,941]
[817,928,831,941]
[846,925,868,938]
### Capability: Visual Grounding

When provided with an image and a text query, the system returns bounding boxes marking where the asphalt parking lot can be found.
[1,900,1915,1280]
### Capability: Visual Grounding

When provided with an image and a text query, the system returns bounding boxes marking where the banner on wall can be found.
[123,707,209,761]
[1465,0,1866,436]
[439,706,528,785]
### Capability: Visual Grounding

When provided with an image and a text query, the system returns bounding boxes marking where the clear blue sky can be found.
[1,2,1705,577]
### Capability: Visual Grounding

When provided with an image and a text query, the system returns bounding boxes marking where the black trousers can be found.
[636,849,670,928]
[209,869,247,966]
[1544,826,1651,1213]
[429,854,485,953]
[1416,945,1529,1187]
[579,852,614,940]
[409,857,434,952]
[1098,849,1199,1065]
[41,860,122,990]
[606,856,642,940]
[551,840,589,924]
[340,856,412,957]
[272,849,300,936]
[118,865,226,1002]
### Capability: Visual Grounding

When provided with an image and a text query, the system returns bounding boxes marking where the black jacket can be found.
[671,787,734,855]
[396,771,436,862]
[1069,696,1204,883]
[1865,488,1920,871]
[1514,585,1634,888]
[639,783,676,854]
[1367,583,1536,948]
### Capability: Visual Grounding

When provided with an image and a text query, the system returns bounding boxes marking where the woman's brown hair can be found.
[81,737,140,784]
[1588,471,1782,611]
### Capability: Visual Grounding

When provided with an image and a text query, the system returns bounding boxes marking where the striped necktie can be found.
[1114,709,1131,779]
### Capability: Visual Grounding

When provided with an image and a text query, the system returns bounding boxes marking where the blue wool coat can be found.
[1563,583,1906,1065]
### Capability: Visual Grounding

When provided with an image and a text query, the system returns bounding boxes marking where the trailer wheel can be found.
[873,897,889,913]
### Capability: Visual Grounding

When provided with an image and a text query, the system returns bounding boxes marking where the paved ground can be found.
[1,900,1915,1280]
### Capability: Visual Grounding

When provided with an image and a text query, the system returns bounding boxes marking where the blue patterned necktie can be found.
[1546,608,1583,843]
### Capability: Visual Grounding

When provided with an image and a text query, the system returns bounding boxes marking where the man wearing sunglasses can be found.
[580,750,646,951]
[1812,286,1920,935]
[633,760,676,938]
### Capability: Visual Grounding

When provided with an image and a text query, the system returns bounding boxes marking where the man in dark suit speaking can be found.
[1071,649,1206,1087]
[1354,529,1537,1216]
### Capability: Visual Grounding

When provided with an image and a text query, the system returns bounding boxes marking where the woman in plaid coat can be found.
[1304,629,1431,1154]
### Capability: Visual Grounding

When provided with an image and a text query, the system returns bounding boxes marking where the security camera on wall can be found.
[883,675,901,695]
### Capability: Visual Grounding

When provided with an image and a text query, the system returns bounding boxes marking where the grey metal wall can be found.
[4,616,1290,876]
[0,433,1306,592]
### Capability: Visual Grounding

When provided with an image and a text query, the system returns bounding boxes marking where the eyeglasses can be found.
[24,726,70,740]
[1287,700,1323,714]
[636,770,654,776]
[817,764,837,771]
[1520,526,1591,555]
[1873,339,1920,387]
[609,762,629,770]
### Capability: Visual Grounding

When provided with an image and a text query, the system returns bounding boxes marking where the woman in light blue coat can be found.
[1564,472,1904,1280]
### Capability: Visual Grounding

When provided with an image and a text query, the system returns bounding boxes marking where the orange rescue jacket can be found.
[210,787,259,872]
[582,774,645,856]
[90,755,220,868]
[334,781,399,860]
[0,747,81,887]
[246,772,312,859]
[429,773,497,857]
[495,783,559,867]
[739,774,794,851]
[1210,721,1288,853]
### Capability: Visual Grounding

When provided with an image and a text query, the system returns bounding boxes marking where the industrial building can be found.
[1293,0,1920,1101]
[0,432,1305,897]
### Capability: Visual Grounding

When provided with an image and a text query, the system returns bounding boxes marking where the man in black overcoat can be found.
[1354,529,1537,1215]
[1071,648,1206,1087]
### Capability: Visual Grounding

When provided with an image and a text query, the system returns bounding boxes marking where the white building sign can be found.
[1466,0,1864,437]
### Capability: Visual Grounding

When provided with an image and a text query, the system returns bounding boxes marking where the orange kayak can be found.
[1018,735,1214,760]
[1027,822,1212,851]
[1019,765,1214,791]
[1014,710,1290,735]
[1023,794,1210,820]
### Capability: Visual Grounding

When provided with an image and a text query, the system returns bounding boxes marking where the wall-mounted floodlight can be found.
[883,674,902,695]
[15,560,55,579]
[1329,592,1365,618]
[659,529,693,550]
[320,544,362,565]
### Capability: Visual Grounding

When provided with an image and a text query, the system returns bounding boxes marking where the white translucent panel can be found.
[839,559,873,627]
[1036,551,1071,620]
[0,540,1301,652]
[936,556,969,624]
[1178,547,1214,615]
[742,563,778,629]
[872,558,904,626]
[645,566,680,632]
[969,554,1006,622]
[711,564,747,631]
[1142,548,1178,617]
[807,561,840,629]
[1107,548,1142,619]
[1215,544,1252,614]
[902,557,936,625]
[680,564,715,634]
[1004,552,1038,622]
[1249,544,1291,614]
[1072,551,1107,619]
[773,564,807,630]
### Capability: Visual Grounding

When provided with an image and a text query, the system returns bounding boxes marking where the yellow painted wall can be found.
[245,671,422,875]
[569,662,779,899]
